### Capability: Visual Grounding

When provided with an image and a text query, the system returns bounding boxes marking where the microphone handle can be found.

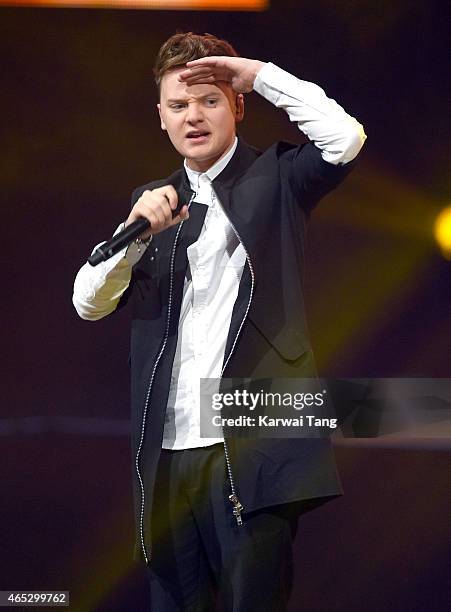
[88,218,150,266]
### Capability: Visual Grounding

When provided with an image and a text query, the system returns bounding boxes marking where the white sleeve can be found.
[72,223,149,321]
[253,62,367,165]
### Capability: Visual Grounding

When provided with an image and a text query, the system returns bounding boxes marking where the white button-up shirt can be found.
[162,138,245,448]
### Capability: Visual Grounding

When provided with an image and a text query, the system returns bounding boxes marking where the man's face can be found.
[157,67,244,173]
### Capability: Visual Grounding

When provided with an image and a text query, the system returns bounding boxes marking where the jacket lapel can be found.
[212,136,260,219]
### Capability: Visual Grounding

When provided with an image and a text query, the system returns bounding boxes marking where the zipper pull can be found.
[229,493,244,526]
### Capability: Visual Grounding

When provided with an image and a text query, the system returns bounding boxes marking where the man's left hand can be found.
[178,56,266,93]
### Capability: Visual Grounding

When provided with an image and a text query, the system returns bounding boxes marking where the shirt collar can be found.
[184,137,238,193]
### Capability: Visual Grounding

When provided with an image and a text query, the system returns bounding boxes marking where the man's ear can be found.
[157,103,167,131]
[235,94,245,124]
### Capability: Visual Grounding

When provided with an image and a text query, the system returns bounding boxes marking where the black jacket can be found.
[123,136,356,563]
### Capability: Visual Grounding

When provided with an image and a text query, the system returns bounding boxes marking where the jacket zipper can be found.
[135,192,196,564]
[216,196,255,527]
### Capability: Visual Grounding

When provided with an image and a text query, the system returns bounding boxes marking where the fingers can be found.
[125,186,189,237]
[170,205,190,226]
[155,185,178,211]
[180,73,217,86]
[178,67,217,84]
[179,67,214,78]
[185,57,220,69]
[179,58,229,84]
[144,188,174,229]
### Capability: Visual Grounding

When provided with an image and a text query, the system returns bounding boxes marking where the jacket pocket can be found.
[248,314,311,362]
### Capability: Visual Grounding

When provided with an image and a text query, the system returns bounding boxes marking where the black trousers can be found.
[146,444,299,612]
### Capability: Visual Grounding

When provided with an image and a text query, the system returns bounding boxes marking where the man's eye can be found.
[206,99,218,106]
[170,104,185,110]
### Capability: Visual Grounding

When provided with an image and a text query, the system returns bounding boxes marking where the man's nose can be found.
[186,102,204,124]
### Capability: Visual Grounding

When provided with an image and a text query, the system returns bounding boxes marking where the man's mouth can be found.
[186,131,210,140]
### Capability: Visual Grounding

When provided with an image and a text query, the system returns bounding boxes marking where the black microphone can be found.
[88,218,150,266]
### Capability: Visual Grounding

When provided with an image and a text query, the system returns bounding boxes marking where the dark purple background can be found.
[1,2,450,610]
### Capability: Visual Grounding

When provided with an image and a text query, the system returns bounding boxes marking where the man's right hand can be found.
[125,185,189,240]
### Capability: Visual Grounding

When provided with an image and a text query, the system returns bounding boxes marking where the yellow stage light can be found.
[434,206,451,259]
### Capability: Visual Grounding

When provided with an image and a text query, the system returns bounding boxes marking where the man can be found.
[73,32,366,611]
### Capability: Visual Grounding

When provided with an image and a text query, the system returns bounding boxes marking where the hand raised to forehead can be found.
[178,56,266,94]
